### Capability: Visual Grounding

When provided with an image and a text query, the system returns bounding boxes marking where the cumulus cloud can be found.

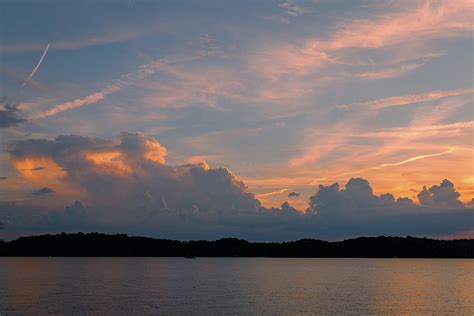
[7,132,261,221]
[307,178,390,218]
[417,179,464,209]
[0,103,26,128]
[2,133,473,240]
[466,198,474,208]
[307,178,467,219]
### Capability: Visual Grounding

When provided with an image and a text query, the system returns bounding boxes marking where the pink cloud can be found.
[338,87,474,110]
[251,1,473,80]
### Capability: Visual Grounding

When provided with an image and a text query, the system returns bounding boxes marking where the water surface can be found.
[1,258,473,315]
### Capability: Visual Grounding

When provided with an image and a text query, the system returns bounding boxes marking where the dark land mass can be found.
[0,233,472,258]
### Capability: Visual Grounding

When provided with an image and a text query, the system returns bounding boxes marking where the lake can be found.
[0,258,473,315]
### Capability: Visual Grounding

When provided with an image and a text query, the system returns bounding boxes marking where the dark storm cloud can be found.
[2,132,473,240]
[0,103,26,128]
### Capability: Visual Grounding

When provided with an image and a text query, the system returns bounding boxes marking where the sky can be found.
[0,0,473,240]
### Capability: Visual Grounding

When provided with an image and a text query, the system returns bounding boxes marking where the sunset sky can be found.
[0,0,473,240]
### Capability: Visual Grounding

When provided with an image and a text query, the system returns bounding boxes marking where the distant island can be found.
[0,233,472,258]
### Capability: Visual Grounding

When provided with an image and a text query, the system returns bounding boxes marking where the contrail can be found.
[32,55,197,119]
[22,42,51,87]
[256,188,289,198]
[310,148,457,185]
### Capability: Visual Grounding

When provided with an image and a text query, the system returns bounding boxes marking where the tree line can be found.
[0,233,472,258]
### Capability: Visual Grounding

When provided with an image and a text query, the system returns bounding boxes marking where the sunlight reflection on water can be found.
[0,257,473,315]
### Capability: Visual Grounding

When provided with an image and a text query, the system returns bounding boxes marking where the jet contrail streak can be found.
[255,188,289,198]
[22,42,51,87]
[32,55,197,119]
[310,148,457,185]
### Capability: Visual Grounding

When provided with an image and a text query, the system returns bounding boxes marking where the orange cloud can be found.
[11,157,78,196]
[143,139,167,164]
[84,151,132,175]
[255,188,289,198]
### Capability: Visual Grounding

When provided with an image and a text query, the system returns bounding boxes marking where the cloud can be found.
[7,132,260,219]
[348,54,442,80]
[38,200,90,230]
[194,34,228,58]
[288,191,300,197]
[0,22,168,53]
[308,178,383,217]
[350,60,428,80]
[31,56,197,119]
[256,188,289,198]
[3,133,473,240]
[279,201,299,216]
[352,121,474,139]
[466,199,474,208]
[278,0,311,17]
[302,178,473,239]
[32,91,113,119]
[0,177,8,180]
[252,1,473,80]
[337,87,474,110]
[32,187,55,196]
[318,0,472,50]
[309,149,457,185]
[0,103,27,128]
[417,179,464,209]
[308,177,466,219]
[21,167,46,171]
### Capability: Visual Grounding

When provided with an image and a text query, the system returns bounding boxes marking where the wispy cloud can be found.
[32,87,118,119]
[350,61,426,80]
[31,56,196,119]
[255,188,289,198]
[338,87,474,110]
[351,121,474,139]
[253,1,473,80]
[318,0,473,50]
[409,95,472,127]
[278,0,311,17]
[1,23,169,53]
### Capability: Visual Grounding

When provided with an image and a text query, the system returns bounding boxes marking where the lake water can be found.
[0,257,473,315]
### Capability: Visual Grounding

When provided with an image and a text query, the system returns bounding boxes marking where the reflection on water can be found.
[0,258,473,314]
